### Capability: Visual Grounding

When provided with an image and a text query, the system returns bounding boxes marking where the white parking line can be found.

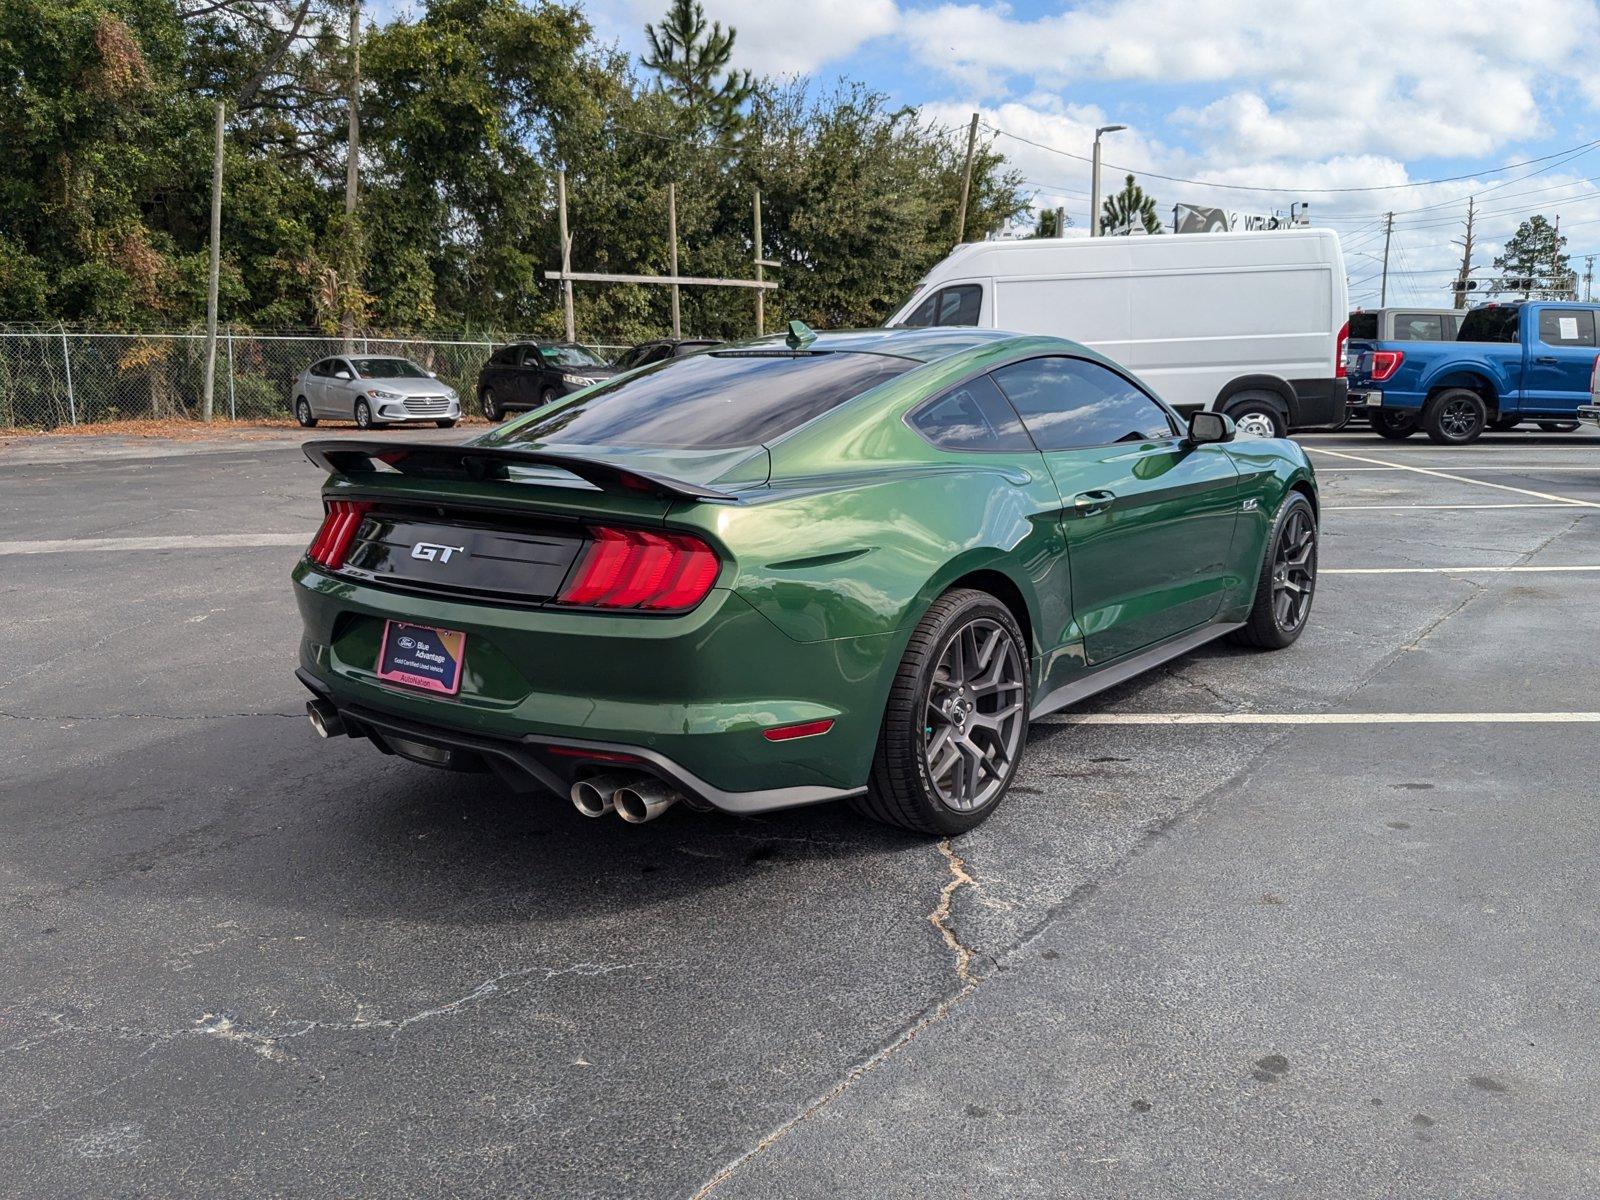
[1323,565,1600,575]
[1324,502,1577,511]
[1306,446,1599,508]
[1039,711,1600,726]
[0,533,308,556]
[1323,465,1599,473]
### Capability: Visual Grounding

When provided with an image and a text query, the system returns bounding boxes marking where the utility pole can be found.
[668,182,680,339]
[202,100,224,422]
[1090,124,1126,238]
[753,189,764,336]
[1585,255,1594,303]
[954,112,979,247]
[1055,206,1066,238]
[1452,196,1475,310]
[556,169,574,342]
[341,0,361,350]
[1379,210,1394,306]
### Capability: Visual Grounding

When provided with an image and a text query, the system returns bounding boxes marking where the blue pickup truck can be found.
[1348,300,1599,443]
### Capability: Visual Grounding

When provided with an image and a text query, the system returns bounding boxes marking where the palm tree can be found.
[1100,174,1163,235]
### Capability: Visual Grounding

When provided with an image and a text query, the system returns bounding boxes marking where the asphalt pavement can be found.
[2,423,1598,1197]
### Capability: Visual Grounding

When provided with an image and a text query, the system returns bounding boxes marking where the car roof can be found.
[727,326,1019,363]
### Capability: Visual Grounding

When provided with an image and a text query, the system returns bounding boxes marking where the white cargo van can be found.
[886,229,1350,437]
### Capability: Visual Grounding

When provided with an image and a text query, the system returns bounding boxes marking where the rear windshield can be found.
[1458,307,1521,343]
[1348,312,1377,339]
[494,351,912,450]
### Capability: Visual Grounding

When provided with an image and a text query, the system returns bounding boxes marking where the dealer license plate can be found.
[376,620,466,696]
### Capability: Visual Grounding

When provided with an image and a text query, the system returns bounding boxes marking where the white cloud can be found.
[904,0,1600,163]
[599,0,900,77]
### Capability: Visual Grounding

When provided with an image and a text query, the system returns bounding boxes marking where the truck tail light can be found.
[1335,320,1350,379]
[558,527,719,611]
[1369,350,1405,383]
[307,500,373,570]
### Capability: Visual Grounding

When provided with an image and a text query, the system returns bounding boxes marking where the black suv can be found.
[475,342,616,422]
[610,338,722,371]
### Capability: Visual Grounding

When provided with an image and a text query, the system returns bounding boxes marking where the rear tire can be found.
[1229,493,1317,650]
[1423,388,1486,445]
[480,389,503,422]
[1538,421,1580,433]
[853,589,1030,836]
[294,397,317,428]
[1228,395,1287,439]
[1370,411,1417,440]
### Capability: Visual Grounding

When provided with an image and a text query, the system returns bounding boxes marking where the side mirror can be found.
[335,369,353,381]
[427,369,438,378]
[1188,411,1235,445]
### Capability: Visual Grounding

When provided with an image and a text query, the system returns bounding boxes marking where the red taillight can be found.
[306,500,373,570]
[558,526,719,611]
[763,719,834,742]
[1369,349,1405,383]
[1335,320,1350,378]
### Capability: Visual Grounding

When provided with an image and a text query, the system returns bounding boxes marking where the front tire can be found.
[1423,388,1486,444]
[294,397,317,428]
[1370,411,1417,440]
[854,590,1030,836]
[1229,493,1317,650]
[480,389,504,422]
[354,398,375,430]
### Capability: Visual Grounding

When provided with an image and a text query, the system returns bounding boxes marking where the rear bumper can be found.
[297,670,862,814]
[1579,404,1600,429]
[1285,377,1348,430]
[291,561,892,809]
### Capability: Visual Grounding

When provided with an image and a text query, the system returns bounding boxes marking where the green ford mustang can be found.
[293,326,1319,834]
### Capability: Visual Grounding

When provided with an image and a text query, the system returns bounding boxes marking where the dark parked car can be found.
[475,342,617,422]
[610,338,722,371]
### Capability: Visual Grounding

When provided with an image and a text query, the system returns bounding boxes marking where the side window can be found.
[1537,309,1597,347]
[613,346,644,371]
[520,346,544,368]
[642,345,672,365]
[901,284,983,328]
[309,359,329,378]
[1394,313,1446,341]
[907,375,1035,452]
[991,356,1177,451]
[490,346,516,365]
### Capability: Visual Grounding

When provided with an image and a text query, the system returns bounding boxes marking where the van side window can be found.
[901,285,982,328]
[991,357,1177,451]
[907,375,1035,452]
[1537,309,1596,347]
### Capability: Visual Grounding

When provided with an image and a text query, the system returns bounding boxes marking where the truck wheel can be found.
[1370,411,1417,440]
[1489,417,1521,432]
[1423,389,1486,445]
[1228,395,1287,439]
[1538,421,1580,433]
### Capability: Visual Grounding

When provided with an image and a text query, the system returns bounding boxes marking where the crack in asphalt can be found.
[927,840,979,986]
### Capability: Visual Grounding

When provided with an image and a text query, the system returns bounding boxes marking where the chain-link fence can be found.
[0,326,628,429]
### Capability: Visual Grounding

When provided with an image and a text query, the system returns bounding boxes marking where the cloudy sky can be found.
[374,0,1600,307]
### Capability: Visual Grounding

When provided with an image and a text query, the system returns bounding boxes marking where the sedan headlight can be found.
[367,388,403,400]
[444,389,458,401]
[561,373,594,387]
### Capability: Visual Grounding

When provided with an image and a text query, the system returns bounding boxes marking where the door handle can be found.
[1534,355,1558,364]
[1073,489,1116,515]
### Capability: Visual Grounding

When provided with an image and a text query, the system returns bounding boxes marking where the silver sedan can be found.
[291,356,462,429]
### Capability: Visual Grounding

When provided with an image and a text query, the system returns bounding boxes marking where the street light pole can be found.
[1089,124,1125,238]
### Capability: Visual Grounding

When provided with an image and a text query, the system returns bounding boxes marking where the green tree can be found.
[1032,207,1069,238]
[1493,215,1572,297]
[642,0,752,132]
[1101,173,1162,235]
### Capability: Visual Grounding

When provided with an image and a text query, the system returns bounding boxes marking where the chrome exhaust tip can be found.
[570,773,634,819]
[306,699,344,739]
[614,779,682,825]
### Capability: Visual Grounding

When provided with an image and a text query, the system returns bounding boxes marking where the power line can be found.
[980,123,1600,195]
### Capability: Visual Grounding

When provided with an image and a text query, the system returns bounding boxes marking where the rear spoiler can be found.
[301,439,739,503]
